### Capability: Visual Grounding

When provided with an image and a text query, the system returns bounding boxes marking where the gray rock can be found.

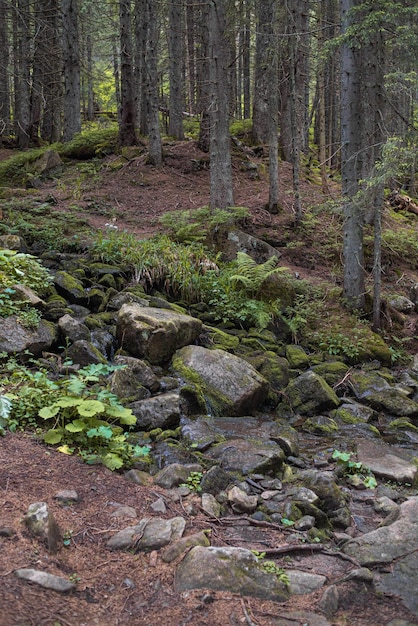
[298,470,345,514]
[64,339,107,365]
[161,530,211,563]
[15,569,75,592]
[375,552,418,617]
[58,313,91,342]
[374,496,400,517]
[24,502,61,553]
[356,439,418,484]
[217,228,282,264]
[150,497,167,514]
[153,463,203,489]
[107,516,186,551]
[111,355,160,397]
[53,490,79,504]
[349,370,393,400]
[201,493,222,518]
[0,316,56,356]
[318,584,339,615]
[227,485,258,514]
[54,270,86,303]
[287,570,327,594]
[343,497,418,564]
[199,465,233,495]
[330,401,376,423]
[175,546,289,602]
[388,295,415,313]
[116,304,202,364]
[294,515,316,531]
[180,417,223,451]
[365,388,418,417]
[284,371,340,416]
[129,392,181,430]
[207,438,285,475]
[173,345,268,416]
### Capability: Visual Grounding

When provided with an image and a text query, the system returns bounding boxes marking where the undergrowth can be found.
[0,359,149,470]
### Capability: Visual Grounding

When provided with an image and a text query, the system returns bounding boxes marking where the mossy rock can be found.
[302,416,339,435]
[356,333,392,366]
[286,345,310,369]
[311,361,349,387]
[202,325,240,351]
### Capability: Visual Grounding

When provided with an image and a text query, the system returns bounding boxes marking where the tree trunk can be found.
[208,0,234,209]
[252,1,271,144]
[14,0,31,149]
[266,0,279,213]
[133,0,147,135]
[197,1,210,152]
[119,0,137,146]
[168,0,184,139]
[341,0,365,310]
[0,0,10,138]
[145,0,162,166]
[62,0,81,142]
[185,1,196,114]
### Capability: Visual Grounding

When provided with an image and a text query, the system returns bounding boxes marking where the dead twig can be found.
[241,599,259,626]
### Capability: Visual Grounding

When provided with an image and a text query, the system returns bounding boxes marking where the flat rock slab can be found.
[356,438,417,484]
[175,545,289,602]
[374,551,418,617]
[15,569,75,593]
[107,516,186,551]
[343,497,418,565]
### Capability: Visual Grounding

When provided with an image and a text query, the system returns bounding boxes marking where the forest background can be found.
[0,0,417,325]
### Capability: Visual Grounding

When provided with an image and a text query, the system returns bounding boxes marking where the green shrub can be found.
[1,360,148,470]
[160,205,249,244]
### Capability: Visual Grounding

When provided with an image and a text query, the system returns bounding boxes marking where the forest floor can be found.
[0,139,417,625]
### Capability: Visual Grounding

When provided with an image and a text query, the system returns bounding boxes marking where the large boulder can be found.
[0,316,57,356]
[116,305,202,364]
[175,546,289,602]
[284,370,340,416]
[173,345,269,416]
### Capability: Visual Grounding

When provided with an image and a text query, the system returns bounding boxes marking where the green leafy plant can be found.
[1,360,149,470]
[160,205,249,244]
[180,471,203,493]
[332,449,377,489]
[251,551,289,585]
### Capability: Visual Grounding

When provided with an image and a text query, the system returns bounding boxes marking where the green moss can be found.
[302,416,339,435]
[204,326,240,351]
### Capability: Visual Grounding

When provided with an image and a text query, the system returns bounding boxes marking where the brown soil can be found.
[0,141,417,625]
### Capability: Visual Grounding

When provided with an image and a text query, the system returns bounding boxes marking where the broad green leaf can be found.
[102,454,124,470]
[65,419,86,433]
[0,395,12,420]
[133,445,150,458]
[77,399,105,417]
[44,429,63,444]
[39,405,61,419]
[56,397,83,408]
[106,405,136,425]
[87,425,113,439]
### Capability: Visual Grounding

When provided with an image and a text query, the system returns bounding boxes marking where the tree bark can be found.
[14,0,31,149]
[145,0,162,166]
[62,0,81,142]
[168,0,184,139]
[119,0,137,146]
[0,0,10,139]
[208,0,234,209]
[341,0,365,310]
